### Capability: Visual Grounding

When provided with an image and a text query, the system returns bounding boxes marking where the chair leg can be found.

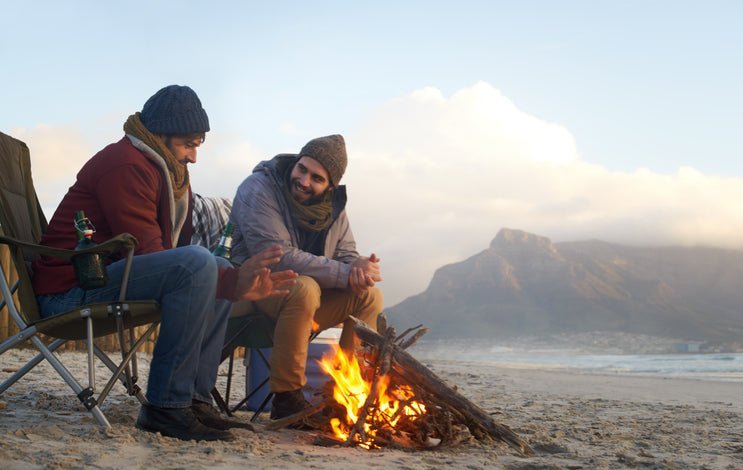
[84,315,96,392]
[251,391,274,423]
[0,338,65,394]
[229,348,274,420]
[228,395,249,414]
[95,322,158,405]
[128,328,140,383]
[211,315,279,420]
[224,351,235,410]
[211,388,231,416]
[114,316,135,392]
[213,315,259,406]
[29,335,111,428]
[211,345,237,416]
[93,347,147,404]
[229,374,270,414]
[0,327,38,355]
[212,347,273,420]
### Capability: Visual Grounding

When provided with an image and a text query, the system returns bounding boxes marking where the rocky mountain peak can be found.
[490,228,558,256]
[390,228,743,342]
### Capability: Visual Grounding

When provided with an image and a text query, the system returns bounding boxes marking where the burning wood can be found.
[269,316,533,456]
[344,327,396,444]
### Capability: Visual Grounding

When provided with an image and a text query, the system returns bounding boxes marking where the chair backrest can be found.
[0,131,49,322]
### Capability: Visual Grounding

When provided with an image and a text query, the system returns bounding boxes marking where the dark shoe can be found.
[192,400,255,431]
[136,404,234,441]
[270,389,311,420]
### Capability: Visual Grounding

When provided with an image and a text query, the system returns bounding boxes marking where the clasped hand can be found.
[349,253,382,296]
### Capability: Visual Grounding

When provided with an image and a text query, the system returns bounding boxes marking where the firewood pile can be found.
[266,316,533,456]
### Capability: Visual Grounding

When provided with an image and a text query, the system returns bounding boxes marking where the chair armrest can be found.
[0,233,139,260]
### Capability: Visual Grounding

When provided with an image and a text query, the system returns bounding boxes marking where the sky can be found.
[2,1,742,305]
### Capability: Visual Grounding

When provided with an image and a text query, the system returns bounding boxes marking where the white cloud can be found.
[342,82,743,304]
[14,82,743,306]
[11,125,96,218]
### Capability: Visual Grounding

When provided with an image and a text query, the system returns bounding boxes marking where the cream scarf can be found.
[123,113,189,245]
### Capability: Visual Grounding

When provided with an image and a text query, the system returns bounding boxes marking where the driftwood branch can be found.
[398,327,429,350]
[395,324,424,345]
[348,316,533,456]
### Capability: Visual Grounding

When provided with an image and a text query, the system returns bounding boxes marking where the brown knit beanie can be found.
[299,134,347,186]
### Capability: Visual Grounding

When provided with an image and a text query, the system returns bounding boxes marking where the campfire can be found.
[319,345,428,448]
[266,317,533,456]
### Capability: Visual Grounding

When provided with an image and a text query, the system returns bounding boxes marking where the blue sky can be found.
[2,1,742,304]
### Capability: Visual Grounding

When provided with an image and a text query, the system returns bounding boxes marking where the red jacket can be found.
[32,137,238,297]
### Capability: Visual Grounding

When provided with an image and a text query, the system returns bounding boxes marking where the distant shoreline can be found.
[411,330,743,354]
[425,356,743,384]
[409,333,743,384]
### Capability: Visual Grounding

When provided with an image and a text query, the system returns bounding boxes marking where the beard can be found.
[291,178,331,205]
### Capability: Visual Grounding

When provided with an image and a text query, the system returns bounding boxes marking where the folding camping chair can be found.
[0,131,161,428]
[211,312,323,422]
[211,312,276,421]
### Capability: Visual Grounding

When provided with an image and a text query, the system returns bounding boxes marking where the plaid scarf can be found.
[123,113,190,200]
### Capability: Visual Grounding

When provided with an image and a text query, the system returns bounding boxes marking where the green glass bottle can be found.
[72,210,108,290]
[212,222,234,260]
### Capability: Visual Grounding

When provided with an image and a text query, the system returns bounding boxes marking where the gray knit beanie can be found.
[299,134,347,186]
[140,85,210,135]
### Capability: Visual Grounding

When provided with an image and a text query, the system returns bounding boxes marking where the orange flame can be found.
[319,345,426,447]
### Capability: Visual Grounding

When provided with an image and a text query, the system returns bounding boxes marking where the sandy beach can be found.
[0,347,741,469]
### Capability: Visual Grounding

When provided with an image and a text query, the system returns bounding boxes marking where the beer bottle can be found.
[72,210,108,290]
[212,222,234,261]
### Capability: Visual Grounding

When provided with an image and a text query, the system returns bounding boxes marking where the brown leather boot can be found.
[270,389,311,420]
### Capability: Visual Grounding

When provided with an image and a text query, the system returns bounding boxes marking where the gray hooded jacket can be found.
[230,155,358,289]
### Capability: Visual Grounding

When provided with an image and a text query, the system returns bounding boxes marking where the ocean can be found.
[410,341,743,383]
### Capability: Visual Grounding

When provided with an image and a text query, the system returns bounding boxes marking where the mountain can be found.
[388,228,743,342]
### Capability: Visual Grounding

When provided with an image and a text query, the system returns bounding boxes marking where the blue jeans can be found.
[37,245,232,408]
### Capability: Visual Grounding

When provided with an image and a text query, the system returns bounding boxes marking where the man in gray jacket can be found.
[230,134,383,419]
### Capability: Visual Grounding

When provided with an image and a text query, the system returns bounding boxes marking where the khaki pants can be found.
[232,275,383,393]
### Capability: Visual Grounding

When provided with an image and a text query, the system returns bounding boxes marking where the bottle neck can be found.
[219,236,232,249]
[77,228,94,242]
[74,212,94,241]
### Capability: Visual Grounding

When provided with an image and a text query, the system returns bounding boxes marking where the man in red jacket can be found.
[33,85,296,441]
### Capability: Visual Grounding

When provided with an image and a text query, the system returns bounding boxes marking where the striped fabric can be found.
[191,193,232,252]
